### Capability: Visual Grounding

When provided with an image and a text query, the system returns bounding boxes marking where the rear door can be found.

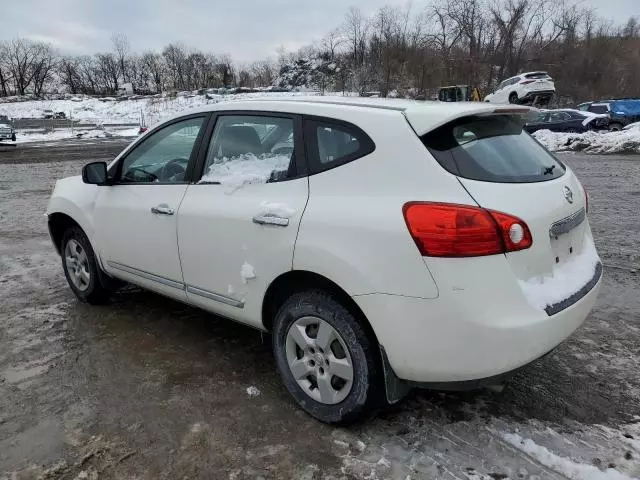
[422,114,589,281]
[176,112,308,328]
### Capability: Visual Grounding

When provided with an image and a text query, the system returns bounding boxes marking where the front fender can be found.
[47,175,101,249]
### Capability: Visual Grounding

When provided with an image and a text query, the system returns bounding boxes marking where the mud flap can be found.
[379,345,411,404]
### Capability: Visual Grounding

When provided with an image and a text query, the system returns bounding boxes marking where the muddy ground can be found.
[1,140,639,479]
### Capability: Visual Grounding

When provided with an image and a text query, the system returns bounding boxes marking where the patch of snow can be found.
[246,386,261,397]
[623,121,640,131]
[258,201,296,219]
[199,154,291,187]
[14,127,138,144]
[240,262,256,285]
[355,440,366,452]
[533,128,640,154]
[500,432,635,479]
[518,238,600,311]
[227,284,235,296]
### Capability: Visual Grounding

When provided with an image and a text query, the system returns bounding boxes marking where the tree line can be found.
[0,0,638,103]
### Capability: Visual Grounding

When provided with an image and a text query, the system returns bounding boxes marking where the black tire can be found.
[609,123,623,132]
[566,128,579,133]
[272,290,383,424]
[508,93,518,104]
[11,133,16,141]
[61,227,116,304]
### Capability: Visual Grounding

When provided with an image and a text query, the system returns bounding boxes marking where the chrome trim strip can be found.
[186,285,244,308]
[107,261,184,290]
[549,208,586,238]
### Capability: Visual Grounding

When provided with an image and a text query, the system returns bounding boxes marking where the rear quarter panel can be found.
[294,109,477,299]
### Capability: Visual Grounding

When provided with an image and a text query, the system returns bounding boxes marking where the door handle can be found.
[151,204,175,216]
[252,214,289,227]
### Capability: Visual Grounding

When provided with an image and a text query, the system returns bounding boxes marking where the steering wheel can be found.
[160,157,189,181]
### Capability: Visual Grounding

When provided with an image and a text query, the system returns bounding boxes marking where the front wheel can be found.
[61,227,115,304]
[609,123,623,132]
[272,290,383,424]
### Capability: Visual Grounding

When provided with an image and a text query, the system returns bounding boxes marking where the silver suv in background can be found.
[0,115,16,142]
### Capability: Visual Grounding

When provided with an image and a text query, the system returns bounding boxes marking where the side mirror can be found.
[82,161,109,185]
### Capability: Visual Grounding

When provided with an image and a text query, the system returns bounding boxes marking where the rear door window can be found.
[422,115,566,183]
[304,119,375,174]
[588,104,609,114]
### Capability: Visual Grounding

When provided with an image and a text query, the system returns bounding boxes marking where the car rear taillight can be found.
[402,202,532,257]
[520,80,536,85]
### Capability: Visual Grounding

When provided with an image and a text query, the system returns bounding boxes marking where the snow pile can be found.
[257,201,296,219]
[624,121,640,131]
[199,154,291,186]
[518,238,600,311]
[0,91,315,124]
[500,432,635,479]
[245,386,261,397]
[533,128,640,154]
[240,262,256,284]
[14,127,139,144]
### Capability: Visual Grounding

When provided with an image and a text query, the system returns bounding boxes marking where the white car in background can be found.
[46,98,601,423]
[485,72,556,106]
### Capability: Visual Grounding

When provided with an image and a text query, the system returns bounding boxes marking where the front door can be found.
[177,113,309,327]
[95,115,207,300]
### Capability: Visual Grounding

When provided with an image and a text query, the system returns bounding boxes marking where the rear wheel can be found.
[566,128,580,133]
[508,93,519,104]
[272,290,382,424]
[609,123,623,132]
[61,227,115,304]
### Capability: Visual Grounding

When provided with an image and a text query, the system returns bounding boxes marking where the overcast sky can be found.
[2,0,638,63]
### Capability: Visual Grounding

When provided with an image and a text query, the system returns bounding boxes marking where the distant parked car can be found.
[43,110,66,119]
[524,109,609,134]
[437,85,482,102]
[485,72,555,106]
[0,116,16,142]
[577,99,640,131]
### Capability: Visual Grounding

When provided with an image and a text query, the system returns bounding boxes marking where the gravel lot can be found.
[1,140,639,479]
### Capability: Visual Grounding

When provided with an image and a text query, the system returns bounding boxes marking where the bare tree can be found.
[112,33,130,83]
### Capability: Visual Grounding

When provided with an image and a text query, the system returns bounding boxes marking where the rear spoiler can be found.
[405,105,536,136]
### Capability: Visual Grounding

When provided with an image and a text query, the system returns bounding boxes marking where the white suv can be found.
[485,72,555,106]
[47,98,602,423]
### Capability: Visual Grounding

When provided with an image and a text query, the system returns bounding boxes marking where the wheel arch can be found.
[262,270,380,347]
[48,212,83,255]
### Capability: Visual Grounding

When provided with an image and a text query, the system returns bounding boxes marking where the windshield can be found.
[422,115,566,183]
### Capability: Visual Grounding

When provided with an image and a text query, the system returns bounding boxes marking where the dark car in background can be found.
[577,99,640,131]
[524,109,609,134]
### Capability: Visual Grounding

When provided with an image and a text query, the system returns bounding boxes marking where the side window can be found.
[200,115,296,185]
[550,112,570,122]
[306,119,374,173]
[120,116,204,183]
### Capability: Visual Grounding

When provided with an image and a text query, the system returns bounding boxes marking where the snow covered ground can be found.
[12,126,139,144]
[534,129,640,154]
[0,92,316,126]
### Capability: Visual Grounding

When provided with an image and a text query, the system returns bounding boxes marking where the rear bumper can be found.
[353,255,602,384]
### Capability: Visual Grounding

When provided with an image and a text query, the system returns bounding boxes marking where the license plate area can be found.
[549,208,586,266]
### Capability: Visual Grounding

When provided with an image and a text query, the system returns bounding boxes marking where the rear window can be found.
[524,72,551,80]
[422,115,566,183]
[588,104,609,114]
